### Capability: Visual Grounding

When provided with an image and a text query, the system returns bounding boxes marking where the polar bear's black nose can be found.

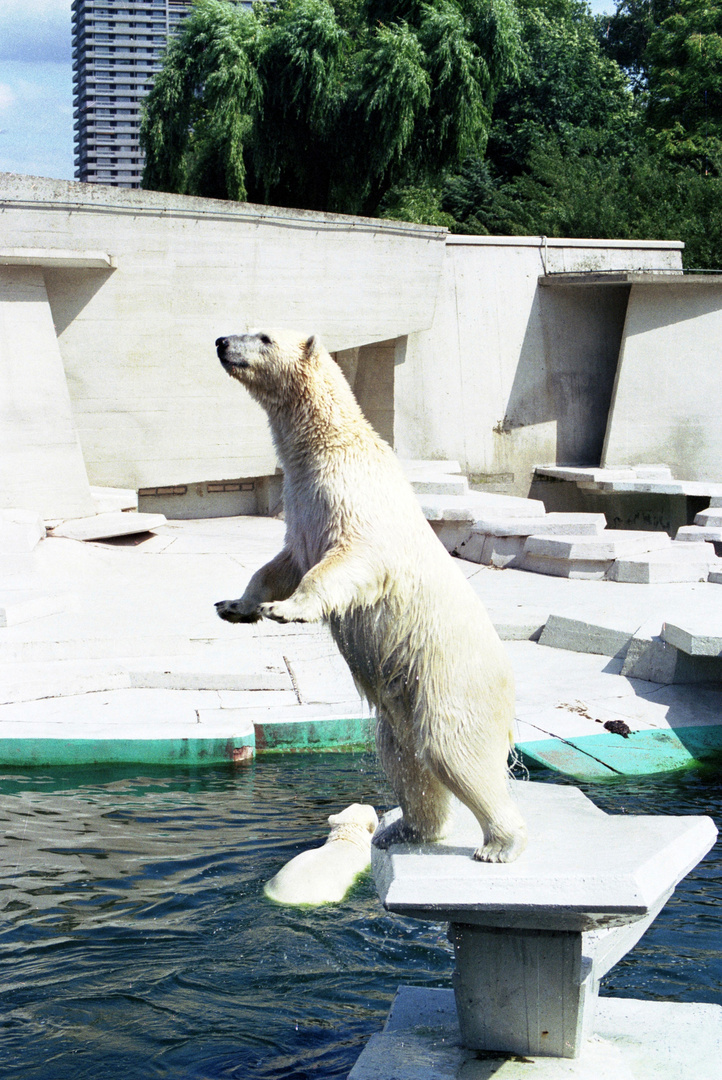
[216,337,229,354]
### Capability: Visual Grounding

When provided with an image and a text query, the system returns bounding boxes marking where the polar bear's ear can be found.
[303,335,321,361]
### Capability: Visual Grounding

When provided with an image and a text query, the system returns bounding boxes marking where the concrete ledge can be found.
[0,247,116,269]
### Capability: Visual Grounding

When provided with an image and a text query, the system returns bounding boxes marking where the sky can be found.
[0,0,617,184]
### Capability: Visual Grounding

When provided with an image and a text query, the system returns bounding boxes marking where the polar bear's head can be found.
[216,329,322,407]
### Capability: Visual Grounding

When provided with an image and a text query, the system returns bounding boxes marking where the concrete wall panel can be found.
[602,283,722,481]
[0,174,445,490]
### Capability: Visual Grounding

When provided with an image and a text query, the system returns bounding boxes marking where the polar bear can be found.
[264,803,379,905]
[214,330,527,863]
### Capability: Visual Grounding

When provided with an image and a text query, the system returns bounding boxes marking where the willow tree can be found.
[140,0,521,215]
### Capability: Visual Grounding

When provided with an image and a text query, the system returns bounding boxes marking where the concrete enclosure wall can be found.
[395,238,682,494]
[2,172,707,517]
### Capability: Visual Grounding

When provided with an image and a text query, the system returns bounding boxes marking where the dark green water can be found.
[0,753,720,1079]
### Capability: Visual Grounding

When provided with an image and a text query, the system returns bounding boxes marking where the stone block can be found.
[676,524,722,546]
[621,635,679,683]
[480,534,526,568]
[428,520,473,553]
[539,614,638,658]
[0,510,45,552]
[523,530,670,562]
[49,511,168,541]
[695,508,722,528]
[662,621,722,657]
[710,569,722,584]
[710,496,722,508]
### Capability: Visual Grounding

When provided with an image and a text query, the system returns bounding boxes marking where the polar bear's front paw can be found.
[258,598,320,624]
[372,817,424,850]
[215,598,261,623]
[473,826,527,864]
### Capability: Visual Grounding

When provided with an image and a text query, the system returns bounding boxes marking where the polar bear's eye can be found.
[258,334,272,346]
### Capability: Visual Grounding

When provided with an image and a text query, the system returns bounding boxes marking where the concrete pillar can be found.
[0,267,94,519]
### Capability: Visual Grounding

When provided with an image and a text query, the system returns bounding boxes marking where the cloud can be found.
[0,1,72,65]
[0,83,17,112]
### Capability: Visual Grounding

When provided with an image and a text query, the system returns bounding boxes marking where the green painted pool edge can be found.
[2,718,718,774]
[254,716,373,753]
[0,736,255,768]
[517,724,722,781]
[0,716,373,766]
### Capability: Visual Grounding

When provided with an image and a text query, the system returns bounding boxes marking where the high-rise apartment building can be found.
[71,0,194,187]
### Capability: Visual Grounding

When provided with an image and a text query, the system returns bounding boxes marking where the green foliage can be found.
[646,0,722,170]
[488,0,635,177]
[141,0,521,214]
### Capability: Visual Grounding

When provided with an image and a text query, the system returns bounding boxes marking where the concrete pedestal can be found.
[369,782,717,1063]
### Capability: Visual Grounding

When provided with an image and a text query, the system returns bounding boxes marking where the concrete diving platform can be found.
[350,781,720,1078]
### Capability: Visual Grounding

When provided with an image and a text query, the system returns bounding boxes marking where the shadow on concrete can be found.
[499,284,629,466]
[43,266,115,337]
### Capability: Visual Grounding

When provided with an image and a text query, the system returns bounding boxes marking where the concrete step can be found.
[459,513,607,568]
[676,524,722,546]
[419,491,546,553]
[523,530,671,562]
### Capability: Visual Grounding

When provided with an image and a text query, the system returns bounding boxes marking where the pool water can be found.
[1,753,720,1079]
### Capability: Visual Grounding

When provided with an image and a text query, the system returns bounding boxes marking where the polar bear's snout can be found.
[216,336,250,371]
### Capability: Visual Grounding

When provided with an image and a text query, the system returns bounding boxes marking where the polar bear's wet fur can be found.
[215,329,527,862]
[264,803,379,905]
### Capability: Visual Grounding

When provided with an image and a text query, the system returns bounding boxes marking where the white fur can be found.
[215,330,527,862]
[263,803,379,906]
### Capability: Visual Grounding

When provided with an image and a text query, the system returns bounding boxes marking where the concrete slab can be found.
[524,532,671,562]
[372,782,716,929]
[695,508,722,527]
[468,513,607,539]
[519,554,614,580]
[538,614,640,658]
[709,569,722,584]
[409,475,469,496]
[348,986,722,1080]
[676,524,722,543]
[662,621,722,657]
[608,542,719,584]
[49,511,168,541]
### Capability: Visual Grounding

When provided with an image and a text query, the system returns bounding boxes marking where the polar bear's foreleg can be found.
[373,714,453,848]
[259,546,383,624]
[216,547,302,623]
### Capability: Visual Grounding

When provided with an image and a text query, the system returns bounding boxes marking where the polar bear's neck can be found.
[266,358,380,474]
